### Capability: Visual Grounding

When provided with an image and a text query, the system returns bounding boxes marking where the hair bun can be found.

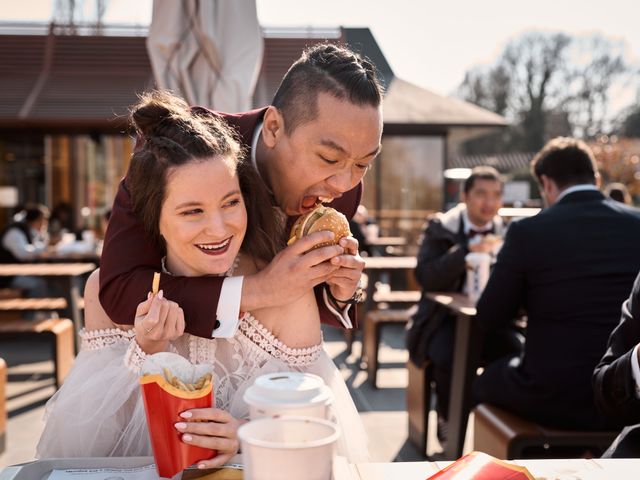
[131,90,191,138]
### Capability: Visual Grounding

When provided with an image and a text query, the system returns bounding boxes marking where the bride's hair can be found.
[126,90,283,263]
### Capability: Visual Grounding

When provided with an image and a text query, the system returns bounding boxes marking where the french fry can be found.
[152,272,161,295]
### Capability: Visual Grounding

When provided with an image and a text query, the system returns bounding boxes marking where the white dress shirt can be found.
[1,225,48,261]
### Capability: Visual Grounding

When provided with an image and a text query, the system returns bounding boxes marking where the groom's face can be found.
[266,92,382,216]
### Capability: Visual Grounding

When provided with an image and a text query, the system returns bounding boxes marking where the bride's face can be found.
[159,157,247,277]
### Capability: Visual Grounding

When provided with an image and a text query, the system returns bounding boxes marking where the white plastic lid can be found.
[243,372,334,408]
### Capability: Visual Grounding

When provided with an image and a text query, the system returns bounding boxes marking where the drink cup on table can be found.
[238,416,340,480]
[465,252,491,302]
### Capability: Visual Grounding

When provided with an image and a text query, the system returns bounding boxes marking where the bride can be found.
[36,91,369,467]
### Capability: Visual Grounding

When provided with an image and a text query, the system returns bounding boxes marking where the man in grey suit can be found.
[474,137,640,430]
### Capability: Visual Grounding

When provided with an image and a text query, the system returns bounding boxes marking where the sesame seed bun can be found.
[287,206,352,249]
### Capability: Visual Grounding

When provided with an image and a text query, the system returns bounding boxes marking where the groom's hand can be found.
[325,236,364,304]
[241,231,343,310]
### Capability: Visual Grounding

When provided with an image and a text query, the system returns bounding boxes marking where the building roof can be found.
[383,78,507,128]
[451,151,535,171]
[0,25,505,133]
[0,32,152,130]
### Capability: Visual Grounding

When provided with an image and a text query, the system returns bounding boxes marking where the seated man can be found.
[593,273,640,456]
[0,204,50,297]
[474,137,640,430]
[407,166,518,434]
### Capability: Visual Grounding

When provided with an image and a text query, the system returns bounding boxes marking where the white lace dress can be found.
[36,313,369,462]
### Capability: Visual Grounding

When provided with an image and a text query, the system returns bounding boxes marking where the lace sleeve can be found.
[124,337,181,374]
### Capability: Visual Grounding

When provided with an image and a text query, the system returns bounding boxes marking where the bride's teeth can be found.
[199,238,230,250]
[319,196,333,203]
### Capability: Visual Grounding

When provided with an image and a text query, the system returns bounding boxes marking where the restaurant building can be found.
[0,23,505,242]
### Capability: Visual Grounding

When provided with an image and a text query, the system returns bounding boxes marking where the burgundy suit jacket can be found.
[99,107,362,338]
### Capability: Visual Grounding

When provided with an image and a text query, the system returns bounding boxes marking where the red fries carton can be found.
[140,352,216,478]
[427,452,535,480]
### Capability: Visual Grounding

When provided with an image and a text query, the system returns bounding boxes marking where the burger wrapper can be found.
[427,451,535,480]
[140,352,217,479]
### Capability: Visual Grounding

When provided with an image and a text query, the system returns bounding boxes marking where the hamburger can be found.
[287,205,351,249]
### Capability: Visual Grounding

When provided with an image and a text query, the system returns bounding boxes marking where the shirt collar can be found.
[462,208,493,235]
[556,184,599,203]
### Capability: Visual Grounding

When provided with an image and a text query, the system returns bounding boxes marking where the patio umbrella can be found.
[147,0,263,112]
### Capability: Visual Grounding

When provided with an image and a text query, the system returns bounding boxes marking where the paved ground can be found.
[0,323,472,468]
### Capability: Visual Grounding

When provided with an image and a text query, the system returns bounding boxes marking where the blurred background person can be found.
[48,202,75,245]
[604,182,633,205]
[407,166,518,443]
[0,204,50,297]
[349,205,374,257]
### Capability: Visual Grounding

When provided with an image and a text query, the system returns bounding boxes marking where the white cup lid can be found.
[244,372,334,408]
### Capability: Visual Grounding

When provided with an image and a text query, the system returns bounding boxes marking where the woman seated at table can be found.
[36,91,368,467]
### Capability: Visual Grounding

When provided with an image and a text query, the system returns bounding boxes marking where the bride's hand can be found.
[133,290,185,354]
[175,408,244,469]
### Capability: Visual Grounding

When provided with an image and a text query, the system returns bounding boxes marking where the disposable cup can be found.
[243,372,334,420]
[238,416,340,480]
[465,252,491,302]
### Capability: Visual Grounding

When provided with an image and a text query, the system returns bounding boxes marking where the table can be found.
[424,292,478,460]
[356,257,418,362]
[0,263,96,346]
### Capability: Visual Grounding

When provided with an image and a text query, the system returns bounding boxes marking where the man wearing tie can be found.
[407,166,517,440]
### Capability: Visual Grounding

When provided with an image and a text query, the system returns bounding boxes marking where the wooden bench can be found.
[363,300,419,388]
[0,297,68,315]
[0,318,75,389]
[0,357,6,454]
[474,403,618,459]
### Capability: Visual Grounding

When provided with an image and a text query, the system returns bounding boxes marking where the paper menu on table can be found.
[48,464,159,479]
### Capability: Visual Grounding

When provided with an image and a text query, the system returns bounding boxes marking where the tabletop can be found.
[363,256,417,270]
[0,263,96,276]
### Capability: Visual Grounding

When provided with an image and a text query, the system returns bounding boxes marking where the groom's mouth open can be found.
[196,238,232,256]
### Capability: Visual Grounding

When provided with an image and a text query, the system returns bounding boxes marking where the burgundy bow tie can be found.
[468,229,491,239]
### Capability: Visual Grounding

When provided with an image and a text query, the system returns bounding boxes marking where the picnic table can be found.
[0,263,96,347]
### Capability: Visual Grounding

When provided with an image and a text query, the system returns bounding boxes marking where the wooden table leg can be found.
[444,313,483,459]
[359,270,380,369]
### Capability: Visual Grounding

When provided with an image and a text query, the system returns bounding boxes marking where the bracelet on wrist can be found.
[324,283,363,306]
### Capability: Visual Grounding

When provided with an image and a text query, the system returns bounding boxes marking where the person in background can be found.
[604,182,632,205]
[0,204,50,297]
[48,202,74,245]
[593,272,640,457]
[474,137,640,431]
[348,205,373,256]
[407,166,517,442]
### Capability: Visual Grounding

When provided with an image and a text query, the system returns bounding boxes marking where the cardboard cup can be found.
[238,416,340,480]
[465,252,491,302]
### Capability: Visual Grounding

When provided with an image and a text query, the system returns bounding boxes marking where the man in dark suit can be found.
[408,166,518,430]
[473,137,640,430]
[99,44,383,338]
[593,273,640,456]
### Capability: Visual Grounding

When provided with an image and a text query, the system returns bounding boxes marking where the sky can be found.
[3,0,640,105]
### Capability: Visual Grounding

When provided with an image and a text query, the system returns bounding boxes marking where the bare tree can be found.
[458,31,630,153]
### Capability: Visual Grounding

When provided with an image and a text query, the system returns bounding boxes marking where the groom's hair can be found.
[272,43,384,134]
[127,90,283,262]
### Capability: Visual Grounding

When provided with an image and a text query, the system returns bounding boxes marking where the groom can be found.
[99,43,384,338]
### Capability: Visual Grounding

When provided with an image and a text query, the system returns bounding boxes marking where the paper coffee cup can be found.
[465,252,491,302]
[238,416,340,480]
[243,372,334,420]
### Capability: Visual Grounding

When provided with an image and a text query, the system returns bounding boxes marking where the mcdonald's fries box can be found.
[0,455,244,480]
